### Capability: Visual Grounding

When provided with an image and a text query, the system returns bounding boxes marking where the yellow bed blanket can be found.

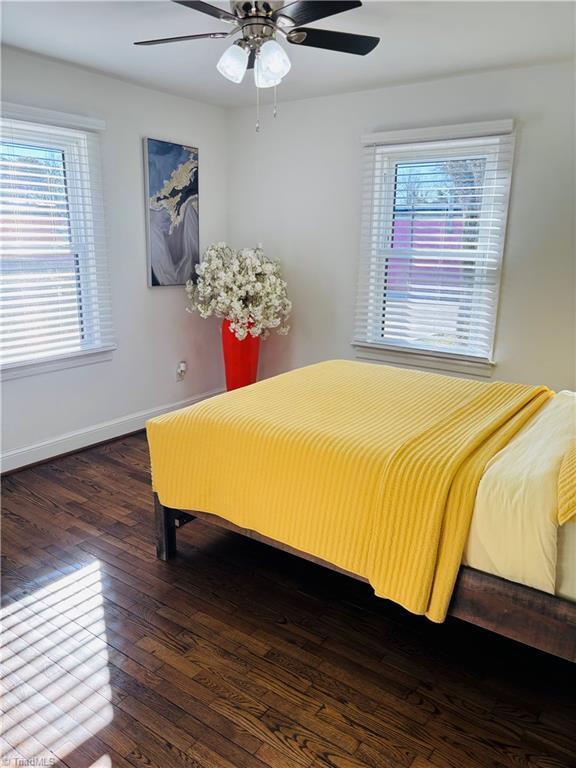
[147,360,551,621]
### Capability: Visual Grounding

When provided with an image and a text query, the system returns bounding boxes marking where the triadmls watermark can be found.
[2,758,57,767]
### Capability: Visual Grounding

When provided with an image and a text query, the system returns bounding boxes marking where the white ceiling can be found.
[2,1,574,107]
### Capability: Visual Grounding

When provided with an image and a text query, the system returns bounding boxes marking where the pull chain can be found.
[273,85,278,118]
[255,83,260,133]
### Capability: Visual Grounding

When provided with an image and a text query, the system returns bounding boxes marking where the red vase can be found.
[221,319,260,391]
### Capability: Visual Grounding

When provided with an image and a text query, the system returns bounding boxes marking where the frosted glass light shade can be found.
[254,55,281,88]
[217,44,249,83]
[259,40,291,79]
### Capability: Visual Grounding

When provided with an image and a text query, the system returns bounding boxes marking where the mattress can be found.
[465,390,576,601]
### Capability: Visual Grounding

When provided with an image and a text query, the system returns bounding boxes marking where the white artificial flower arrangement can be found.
[185,242,291,341]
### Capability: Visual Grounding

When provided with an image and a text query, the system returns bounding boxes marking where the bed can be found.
[147,360,576,661]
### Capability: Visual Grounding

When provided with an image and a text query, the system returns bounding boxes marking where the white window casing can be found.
[0,104,115,380]
[354,120,515,375]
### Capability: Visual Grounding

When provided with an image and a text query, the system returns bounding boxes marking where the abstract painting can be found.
[144,138,199,286]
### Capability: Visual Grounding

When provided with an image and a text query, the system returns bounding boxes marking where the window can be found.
[354,121,515,370]
[0,108,114,378]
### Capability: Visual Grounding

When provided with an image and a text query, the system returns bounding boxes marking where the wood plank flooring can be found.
[1,432,575,768]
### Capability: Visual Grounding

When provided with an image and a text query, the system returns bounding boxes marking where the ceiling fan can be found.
[134,1,380,89]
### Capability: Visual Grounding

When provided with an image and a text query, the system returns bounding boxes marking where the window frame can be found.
[0,103,115,381]
[353,120,515,377]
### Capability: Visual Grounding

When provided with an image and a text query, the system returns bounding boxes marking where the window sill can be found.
[352,342,495,379]
[0,345,117,381]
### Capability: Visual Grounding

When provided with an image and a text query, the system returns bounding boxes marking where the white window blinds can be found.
[0,112,114,374]
[354,121,515,363]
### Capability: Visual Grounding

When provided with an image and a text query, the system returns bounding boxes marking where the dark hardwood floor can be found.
[2,433,576,768]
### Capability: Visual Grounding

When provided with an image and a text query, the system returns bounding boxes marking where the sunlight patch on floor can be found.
[1,561,114,765]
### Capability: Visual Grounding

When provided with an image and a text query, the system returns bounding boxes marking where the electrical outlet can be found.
[176,361,187,381]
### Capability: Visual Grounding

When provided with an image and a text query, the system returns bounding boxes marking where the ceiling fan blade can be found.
[273,1,361,27]
[287,27,379,55]
[247,49,256,70]
[134,31,230,46]
[172,0,238,23]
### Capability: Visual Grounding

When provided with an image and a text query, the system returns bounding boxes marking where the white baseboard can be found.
[1,388,224,473]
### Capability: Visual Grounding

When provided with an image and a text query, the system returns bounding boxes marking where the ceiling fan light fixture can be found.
[254,54,282,88]
[136,0,381,128]
[216,42,249,83]
[258,39,291,79]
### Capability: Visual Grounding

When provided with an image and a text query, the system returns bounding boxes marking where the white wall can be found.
[1,47,228,468]
[227,62,575,391]
[2,52,574,469]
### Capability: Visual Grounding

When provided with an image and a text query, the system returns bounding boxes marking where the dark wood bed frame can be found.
[154,493,576,662]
